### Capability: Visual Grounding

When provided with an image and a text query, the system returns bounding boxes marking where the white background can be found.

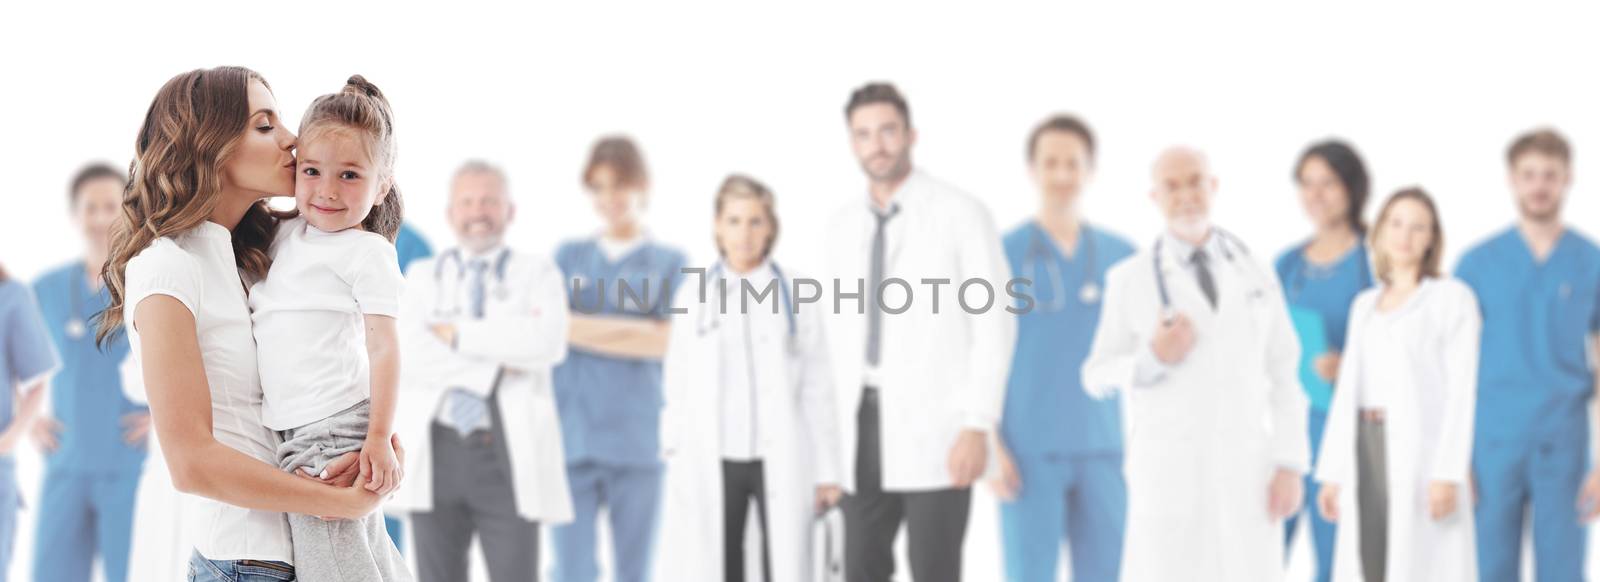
[2,1,1598,580]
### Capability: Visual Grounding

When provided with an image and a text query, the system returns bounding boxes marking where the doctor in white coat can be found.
[657,174,844,582]
[1315,188,1479,582]
[389,161,574,581]
[1082,146,1308,582]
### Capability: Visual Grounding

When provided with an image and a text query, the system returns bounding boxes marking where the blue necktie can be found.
[445,259,492,436]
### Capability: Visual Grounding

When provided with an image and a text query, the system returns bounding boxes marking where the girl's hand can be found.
[987,438,1022,502]
[361,434,404,496]
[1428,481,1459,521]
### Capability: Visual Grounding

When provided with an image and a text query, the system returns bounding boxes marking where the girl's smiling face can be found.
[294,127,390,232]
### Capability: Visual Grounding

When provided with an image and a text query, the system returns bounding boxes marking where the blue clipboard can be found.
[1288,305,1334,409]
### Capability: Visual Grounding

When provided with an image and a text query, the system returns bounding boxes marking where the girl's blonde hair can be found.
[1370,186,1444,285]
[99,66,279,345]
[298,75,404,241]
[713,174,780,261]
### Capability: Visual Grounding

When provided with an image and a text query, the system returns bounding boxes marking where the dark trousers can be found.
[723,460,773,582]
[842,387,972,582]
[1358,417,1389,582]
[413,401,541,582]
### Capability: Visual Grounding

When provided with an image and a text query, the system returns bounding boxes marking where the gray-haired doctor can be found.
[1082,146,1308,582]
[390,160,573,582]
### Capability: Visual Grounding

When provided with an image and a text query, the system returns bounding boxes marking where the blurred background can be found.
[2,1,1597,580]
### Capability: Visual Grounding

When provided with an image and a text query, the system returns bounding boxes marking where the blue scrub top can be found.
[1,279,59,444]
[395,222,434,273]
[1000,221,1134,458]
[552,239,687,467]
[33,262,146,474]
[1274,241,1374,411]
[1457,227,1600,446]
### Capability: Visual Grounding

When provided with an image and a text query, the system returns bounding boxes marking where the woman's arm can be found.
[568,314,671,360]
[134,295,379,519]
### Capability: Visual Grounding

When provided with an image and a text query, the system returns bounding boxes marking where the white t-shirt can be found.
[249,218,403,431]
[122,221,293,563]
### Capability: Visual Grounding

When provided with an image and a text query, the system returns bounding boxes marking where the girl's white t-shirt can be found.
[122,221,293,563]
[249,217,403,431]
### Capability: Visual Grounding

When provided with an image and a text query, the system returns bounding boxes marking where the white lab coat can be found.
[655,262,843,582]
[1315,278,1479,581]
[1082,232,1308,582]
[821,169,1016,492]
[387,248,574,525]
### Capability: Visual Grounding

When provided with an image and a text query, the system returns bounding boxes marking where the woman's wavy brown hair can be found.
[97,66,280,345]
[296,74,404,241]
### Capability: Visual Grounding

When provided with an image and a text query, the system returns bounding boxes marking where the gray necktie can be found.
[1192,249,1218,310]
[866,204,900,366]
[445,258,493,436]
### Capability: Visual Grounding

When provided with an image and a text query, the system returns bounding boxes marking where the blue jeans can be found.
[187,551,296,581]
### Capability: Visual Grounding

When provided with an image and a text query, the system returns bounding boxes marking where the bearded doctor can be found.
[1082,145,1308,582]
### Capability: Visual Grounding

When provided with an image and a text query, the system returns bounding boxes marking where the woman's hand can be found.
[361,433,403,496]
[1428,481,1459,521]
[299,434,405,491]
[814,484,843,515]
[1317,483,1340,522]
[986,439,1022,502]
[1314,351,1342,384]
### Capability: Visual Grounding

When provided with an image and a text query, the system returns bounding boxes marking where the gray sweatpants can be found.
[278,400,413,582]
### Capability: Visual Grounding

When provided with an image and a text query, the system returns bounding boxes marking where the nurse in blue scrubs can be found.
[551,136,686,582]
[30,164,147,582]
[1458,128,1600,582]
[992,115,1133,582]
[1274,140,1373,582]
[0,261,58,582]
[386,220,432,549]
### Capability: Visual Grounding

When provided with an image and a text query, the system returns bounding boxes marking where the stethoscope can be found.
[695,261,799,352]
[1153,229,1261,321]
[432,247,513,317]
[65,267,89,340]
[1024,223,1101,311]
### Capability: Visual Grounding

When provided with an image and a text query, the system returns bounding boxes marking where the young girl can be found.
[1314,188,1478,581]
[249,75,410,581]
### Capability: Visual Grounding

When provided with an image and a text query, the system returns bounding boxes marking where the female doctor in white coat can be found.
[657,174,844,582]
[1315,187,1478,582]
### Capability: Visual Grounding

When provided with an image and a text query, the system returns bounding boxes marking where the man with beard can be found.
[1457,128,1600,582]
[821,82,1015,582]
[1081,146,1306,582]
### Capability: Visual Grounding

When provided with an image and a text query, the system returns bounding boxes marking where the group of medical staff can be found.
[0,80,1598,582]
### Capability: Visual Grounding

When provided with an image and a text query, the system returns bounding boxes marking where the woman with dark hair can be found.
[100,67,401,581]
[1274,139,1375,582]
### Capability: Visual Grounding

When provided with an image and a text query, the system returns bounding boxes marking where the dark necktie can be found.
[866,204,900,366]
[1192,249,1218,310]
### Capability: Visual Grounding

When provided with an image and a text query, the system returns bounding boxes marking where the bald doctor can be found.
[1082,146,1308,582]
